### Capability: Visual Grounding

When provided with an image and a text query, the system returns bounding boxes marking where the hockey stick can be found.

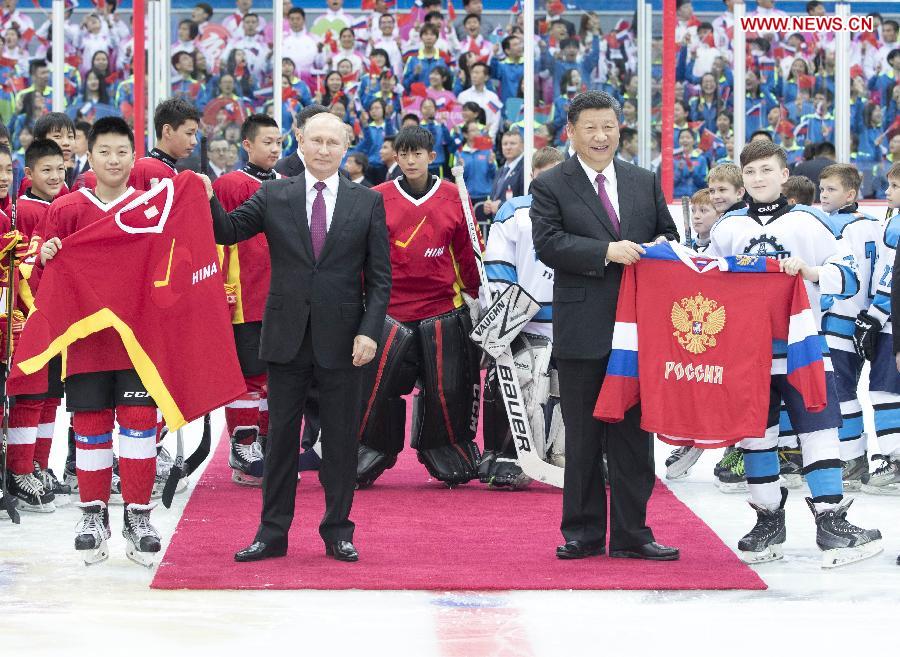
[1,199,20,522]
[451,163,563,487]
[162,136,211,508]
[162,415,211,508]
[681,196,692,246]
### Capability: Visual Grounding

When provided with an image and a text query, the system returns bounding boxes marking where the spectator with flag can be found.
[311,0,355,41]
[353,97,394,184]
[458,13,492,62]
[490,34,523,104]
[418,97,452,177]
[672,129,707,198]
[369,12,403,76]
[744,70,779,135]
[222,0,267,38]
[453,0,494,39]
[457,119,495,206]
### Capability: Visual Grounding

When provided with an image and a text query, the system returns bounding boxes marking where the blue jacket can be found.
[458,148,496,199]
[490,57,524,103]
[422,120,453,167]
[672,149,708,199]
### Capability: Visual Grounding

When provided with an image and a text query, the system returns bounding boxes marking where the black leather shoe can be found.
[556,540,606,560]
[610,541,680,561]
[234,539,288,562]
[325,541,359,562]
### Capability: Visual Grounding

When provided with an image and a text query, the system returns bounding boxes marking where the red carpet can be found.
[152,430,765,591]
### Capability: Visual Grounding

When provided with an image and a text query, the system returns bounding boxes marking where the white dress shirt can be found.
[305,169,340,232]
[577,155,620,223]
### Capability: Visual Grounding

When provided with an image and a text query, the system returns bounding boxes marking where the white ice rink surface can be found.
[2,405,900,656]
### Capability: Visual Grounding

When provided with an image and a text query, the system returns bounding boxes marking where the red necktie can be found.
[310,181,327,259]
[595,173,621,236]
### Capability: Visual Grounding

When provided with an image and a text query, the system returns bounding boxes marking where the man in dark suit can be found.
[203,112,392,563]
[531,90,681,561]
[483,130,525,220]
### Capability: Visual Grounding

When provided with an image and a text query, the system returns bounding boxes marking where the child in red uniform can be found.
[359,125,484,487]
[212,113,282,486]
[39,118,162,567]
[3,140,69,511]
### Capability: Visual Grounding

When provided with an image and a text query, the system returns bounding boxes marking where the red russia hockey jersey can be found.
[373,177,482,322]
[594,242,827,447]
[213,168,278,324]
[8,172,245,429]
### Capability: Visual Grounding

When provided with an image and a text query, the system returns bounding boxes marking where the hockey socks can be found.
[743,447,782,511]
[5,398,42,475]
[33,398,61,470]
[224,392,261,442]
[116,405,158,506]
[73,410,115,504]
[799,429,844,512]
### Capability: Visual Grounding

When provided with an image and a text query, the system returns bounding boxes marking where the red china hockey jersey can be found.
[593,242,827,447]
[212,169,279,324]
[8,172,245,429]
[373,177,482,322]
[74,154,178,193]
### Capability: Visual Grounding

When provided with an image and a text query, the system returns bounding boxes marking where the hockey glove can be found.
[853,311,882,361]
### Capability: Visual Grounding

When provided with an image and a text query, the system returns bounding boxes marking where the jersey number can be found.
[865,240,877,300]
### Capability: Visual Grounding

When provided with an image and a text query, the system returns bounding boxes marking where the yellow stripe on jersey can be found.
[17,307,187,430]
[226,244,245,324]
[449,244,465,309]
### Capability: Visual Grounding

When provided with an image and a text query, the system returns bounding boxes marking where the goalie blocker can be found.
[358,308,482,487]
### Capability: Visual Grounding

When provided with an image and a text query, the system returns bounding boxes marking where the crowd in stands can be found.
[0,0,898,208]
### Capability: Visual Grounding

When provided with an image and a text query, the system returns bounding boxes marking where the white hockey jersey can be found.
[868,212,900,336]
[709,198,860,373]
[821,206,883,353]
[483,195,553,338]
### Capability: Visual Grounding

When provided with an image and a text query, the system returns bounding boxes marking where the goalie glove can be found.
[853,311,882,361]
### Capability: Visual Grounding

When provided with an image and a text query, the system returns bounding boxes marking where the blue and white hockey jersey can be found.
[483,194,553,338]
[867,211,900,336]
[709,197,860,373]
[821,205,883,353]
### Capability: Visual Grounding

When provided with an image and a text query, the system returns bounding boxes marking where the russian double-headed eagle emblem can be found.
[671,293,726,354]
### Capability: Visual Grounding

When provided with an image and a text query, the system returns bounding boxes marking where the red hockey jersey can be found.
[593,242,827,447]
[212,168,279,324]
[8,172,245,429]
[373,177,482,322]
[32,186,144,376]
[16,179,68,200]
[129,150,179,191]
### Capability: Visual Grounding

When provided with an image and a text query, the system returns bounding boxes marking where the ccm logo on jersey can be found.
[122,391,150,398]
[664,362,724,385]
[192,262,219,285]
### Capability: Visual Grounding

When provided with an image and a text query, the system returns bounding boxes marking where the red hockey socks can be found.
[73,410,115,504]
[115,405,158,506]
[6,398,42,475]
[33,398,61,470]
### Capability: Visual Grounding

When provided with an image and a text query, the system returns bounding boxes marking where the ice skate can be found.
[33,462,71,506]
[738,487,787,564]
[860,454,900,495]
[806,497,883,568]
[842,451,868,492]
[74,501,111,565]
[778,447,804,489]
[716,448,747,493]
[7,471,55,513]
[152,444,187,499]
[123,502,162,568]
[665,446,702,480]
[229,426,264,486]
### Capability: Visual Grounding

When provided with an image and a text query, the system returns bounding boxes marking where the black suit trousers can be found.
[556,357,655,550]
[255,323,364,545]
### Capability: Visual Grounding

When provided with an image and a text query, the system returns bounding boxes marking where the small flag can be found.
[447,0,456,21]
[350,17,368,31]
[798,74,815,90]
[473,135,493,151]
[323,31,339,54]
[410,82,427,98]
[0,57,17,68]
[487,99,501,114]
[368,58,382,76]
[510,0,519,14]
[547,0,564,16]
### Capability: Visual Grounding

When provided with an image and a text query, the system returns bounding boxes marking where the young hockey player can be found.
[853,162,900,498]
[212,114,282,486]
[479,146,563,489]
[817,164,884,489]
[710,140,882,568]
[38,117,162,567]
[4,140,70,509]
[358,125,482,487]
[19,113,74,198]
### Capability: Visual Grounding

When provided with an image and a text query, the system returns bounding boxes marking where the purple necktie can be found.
[595,173,621,236]
[310,180,327,259]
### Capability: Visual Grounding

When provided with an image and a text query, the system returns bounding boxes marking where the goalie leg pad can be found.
[415,309,481,484]
[357,317,417,486]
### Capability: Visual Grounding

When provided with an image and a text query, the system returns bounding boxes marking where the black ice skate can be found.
[738,487,787,564]
[229,426,264,486]
[7,471,55,513]
[152,444,187,499]
[665,446,702,480]
[74,500,111,565]
[123,502,162,568]
[33,461,71,506]
[842,451,869,491]
[777,447,804,489]
[806,497,883,568]
[860,454,900,495]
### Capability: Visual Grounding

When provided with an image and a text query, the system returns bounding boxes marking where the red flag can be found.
[699,129,716,152]
[473,135,493,151]
[323,31,339,54]
[368,58,382,76]
[234,62,246,78]
[798,74,815,90]
[467,38,481,54]
[30,0,40,6]
[850,64,864,80]
[776,119,795,137]
[702,31,715,47]
[21,27,34,42]
[547,0,564,16]
[93,0,106,8]
[410,82,427,98]
[0,57,17,68]
[342,71,359,84]
[361,0,376,9]
[105,72,118,85]
[353,118,362,138]
[65,54,81,68]
[885,116,900,141]
[859,31,880,48]
[447,0,456,21]
[510,0,519,13]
